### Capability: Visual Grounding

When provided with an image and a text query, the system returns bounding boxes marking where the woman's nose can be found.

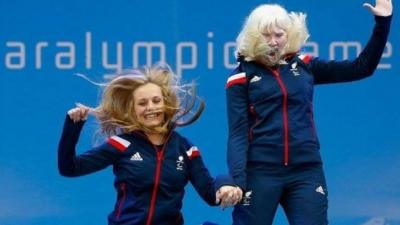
[147,103,154,109]
[146,102,157,110]
[269,37,278,46]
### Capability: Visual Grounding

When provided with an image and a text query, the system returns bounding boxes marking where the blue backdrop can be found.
[1,0,399,224]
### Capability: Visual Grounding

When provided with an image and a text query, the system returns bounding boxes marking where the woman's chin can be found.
[146,123,162,128]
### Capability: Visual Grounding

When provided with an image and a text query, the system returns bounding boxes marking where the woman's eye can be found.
[153,98,161,103]
[276,33,284,38]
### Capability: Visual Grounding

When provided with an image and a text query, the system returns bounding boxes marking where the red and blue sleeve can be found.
[225,66,249,191]
[57,115,122,177]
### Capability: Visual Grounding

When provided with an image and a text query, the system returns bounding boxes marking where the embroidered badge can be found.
[176,156,184,170]
[242,190,252,206]
[290,62,300,76]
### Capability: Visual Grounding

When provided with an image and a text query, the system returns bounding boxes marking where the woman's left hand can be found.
[363,0,393,16]
[216,186,243,209]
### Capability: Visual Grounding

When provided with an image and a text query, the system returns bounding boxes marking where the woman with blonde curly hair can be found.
[226,1,392,224]
[58,65,242,225]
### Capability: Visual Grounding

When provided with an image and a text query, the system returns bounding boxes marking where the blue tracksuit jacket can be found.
[58,116,231,225]
[226,16,391,190]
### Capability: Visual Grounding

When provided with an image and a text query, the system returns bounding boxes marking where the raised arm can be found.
[58,105,118,177]
[309,6,392,84]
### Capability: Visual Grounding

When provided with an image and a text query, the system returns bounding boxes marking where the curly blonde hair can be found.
[236,4,309,62]
[93,65,184,136]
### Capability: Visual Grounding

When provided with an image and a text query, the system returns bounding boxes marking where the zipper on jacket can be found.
[270,69,290,166]
[145,129,175,225]
[115,182,127,219]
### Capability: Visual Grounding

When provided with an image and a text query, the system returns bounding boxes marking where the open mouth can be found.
[144,111,163,120]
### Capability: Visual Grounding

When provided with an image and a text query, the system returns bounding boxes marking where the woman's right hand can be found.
[67,103,91,123]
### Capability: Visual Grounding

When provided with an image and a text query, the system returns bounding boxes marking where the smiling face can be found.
[133,83,165,130]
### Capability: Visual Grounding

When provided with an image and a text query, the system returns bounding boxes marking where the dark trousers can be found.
[232,163,328,225]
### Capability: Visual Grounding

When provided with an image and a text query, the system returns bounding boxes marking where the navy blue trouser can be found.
[232,163,328,225]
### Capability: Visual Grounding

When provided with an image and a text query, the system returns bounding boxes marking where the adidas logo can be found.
[315,185,325,195]
[250,75,261,83]
[130,152,143,161]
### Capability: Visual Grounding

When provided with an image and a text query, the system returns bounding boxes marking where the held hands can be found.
[363,0,393,16]
[67,103,93,123]
[215,186,243,209]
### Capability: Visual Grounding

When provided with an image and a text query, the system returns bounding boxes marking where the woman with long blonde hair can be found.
[58,65,242,225]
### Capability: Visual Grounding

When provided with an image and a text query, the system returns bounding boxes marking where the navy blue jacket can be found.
[58,116,231,225]
[226,16,391,190]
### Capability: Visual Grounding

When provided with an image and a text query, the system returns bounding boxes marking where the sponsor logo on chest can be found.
[250,75,262,83]
[130,152,143,161]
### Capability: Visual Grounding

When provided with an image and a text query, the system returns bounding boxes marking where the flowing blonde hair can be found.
[236,4,309,62]
[82,64,201,136]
